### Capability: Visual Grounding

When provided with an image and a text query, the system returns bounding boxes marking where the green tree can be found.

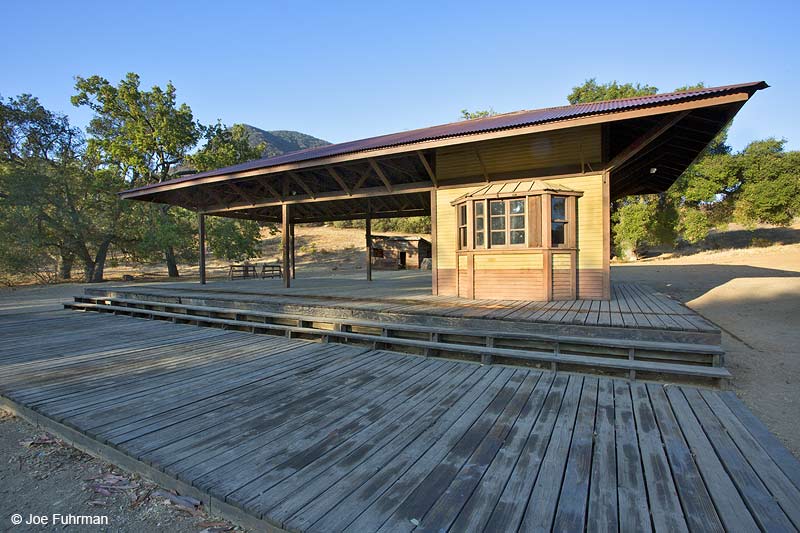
[569,79,747,250]
[460,108,497,120]
[72,73,203,277]
[187,123,265,171]
[732,139,800,226]
[0,94,126,282]
[567,78,657,104]
[187,123,268,262]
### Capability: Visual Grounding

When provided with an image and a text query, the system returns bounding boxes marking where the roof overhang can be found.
[118,81,767,222]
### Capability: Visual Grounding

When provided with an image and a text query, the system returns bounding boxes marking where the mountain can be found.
[240,124,331,158]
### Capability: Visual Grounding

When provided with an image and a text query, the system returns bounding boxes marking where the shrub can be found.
[678,208,712,244]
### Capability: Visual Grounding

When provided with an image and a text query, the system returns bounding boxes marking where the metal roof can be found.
[451,180,579,204]
[123,81,767,196]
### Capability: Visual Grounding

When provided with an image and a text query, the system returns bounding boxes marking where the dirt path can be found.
[0,411,240,532]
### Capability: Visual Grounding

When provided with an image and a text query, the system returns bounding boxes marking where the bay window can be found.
[452,182,580,252]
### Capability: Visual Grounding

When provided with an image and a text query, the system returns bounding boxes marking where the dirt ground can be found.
[614,242,800,456]
[0,411,239,533]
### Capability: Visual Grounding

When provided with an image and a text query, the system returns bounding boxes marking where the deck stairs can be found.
[65,291,728,385]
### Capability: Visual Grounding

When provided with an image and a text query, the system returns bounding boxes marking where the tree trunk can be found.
[83,261,96,282]
[165,246,179,278]
[90,239,112,283]
[58,252,74,280]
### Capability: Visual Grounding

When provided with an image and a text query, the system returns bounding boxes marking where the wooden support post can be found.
[366,208,372,282]
[290,222,296,279]
[282,203,290,288]
[628,346,636,381]
[198,213,206,285]
[430,189,438,295]
[482,337,495,365]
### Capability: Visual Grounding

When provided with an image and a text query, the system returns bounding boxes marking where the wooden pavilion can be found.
[121,82,767,302]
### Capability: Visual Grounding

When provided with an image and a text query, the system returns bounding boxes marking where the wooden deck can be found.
[88,273,720,346]
[2,310,797,531]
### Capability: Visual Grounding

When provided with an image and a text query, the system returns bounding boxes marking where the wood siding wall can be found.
[436,125,602,182]
[433,125,608,301]
[435,173,607,300]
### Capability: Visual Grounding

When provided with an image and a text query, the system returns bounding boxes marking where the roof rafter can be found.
[368,159,394,192]
[417,151,438,186]
[326,166,352,196]
[287,171,316,199]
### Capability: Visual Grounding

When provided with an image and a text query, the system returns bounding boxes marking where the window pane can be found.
[510,199,525,214]
[551,196,566,220]
[491,231,506,245]
[551,222,565,245]
[511,230,525,244]
[459,204,467,224]
[491,216,505,230]
[475,216,484,231]
[475,202,484,216]
[490,200,505,216]
[510,215,525,229]
[476,232,484,247]
[459,227,467,248]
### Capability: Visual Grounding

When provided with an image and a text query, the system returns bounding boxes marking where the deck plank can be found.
[681,387,796,531]
[587,379,617,532]
[0,309,791,532]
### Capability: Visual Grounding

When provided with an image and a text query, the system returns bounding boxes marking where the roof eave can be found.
[120,85,765,200]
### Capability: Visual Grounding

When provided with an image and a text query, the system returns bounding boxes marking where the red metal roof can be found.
[124,81,767,195]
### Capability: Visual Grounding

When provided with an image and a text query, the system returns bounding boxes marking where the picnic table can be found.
[228,264,258,280]
[260,263,282,279]
[228,263,283,280]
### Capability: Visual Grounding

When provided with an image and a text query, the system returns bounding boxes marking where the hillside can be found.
[240,124,330,157]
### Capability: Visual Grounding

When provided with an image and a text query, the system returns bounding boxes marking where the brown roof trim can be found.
[121,81,767,199]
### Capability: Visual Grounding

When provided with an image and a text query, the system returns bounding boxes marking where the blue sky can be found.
[2,0,798,151]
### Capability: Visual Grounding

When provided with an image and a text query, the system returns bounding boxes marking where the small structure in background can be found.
[370,236,431,270]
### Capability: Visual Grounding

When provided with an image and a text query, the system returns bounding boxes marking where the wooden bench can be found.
[228,264,257,280]
[260,263,282,279]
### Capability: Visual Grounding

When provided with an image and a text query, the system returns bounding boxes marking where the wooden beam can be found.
[365,206,372,282]
[326,166,352,196]
[417,151,438,186]
[198,213,206,285]
[256,179,283,201]
[282,203,290,288]
[290,222,296,279]
[354,166,372,190]
[474,148,490,182]
[202,181,433,215]
[227,182,257,206]
[368,159,394,192]
[606,111,690,171]
[430,189,438,295]
[122,92,752,200]
[287,171,316,199]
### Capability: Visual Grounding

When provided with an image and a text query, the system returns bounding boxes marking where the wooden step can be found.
[73,295,724,357]
[65,300,731,382]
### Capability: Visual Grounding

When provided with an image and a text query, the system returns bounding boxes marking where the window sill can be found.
[457,247,577,254]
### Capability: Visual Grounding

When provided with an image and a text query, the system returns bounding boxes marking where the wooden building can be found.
[370,236,431,270]
[120,82,767,301]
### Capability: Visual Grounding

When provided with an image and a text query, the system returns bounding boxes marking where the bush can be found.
[206,218,262,261]
[611,195,677,260]
[678,208,712,244]
[332,216,431,234]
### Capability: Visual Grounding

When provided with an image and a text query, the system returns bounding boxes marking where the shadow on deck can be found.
[1,310,798,532]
